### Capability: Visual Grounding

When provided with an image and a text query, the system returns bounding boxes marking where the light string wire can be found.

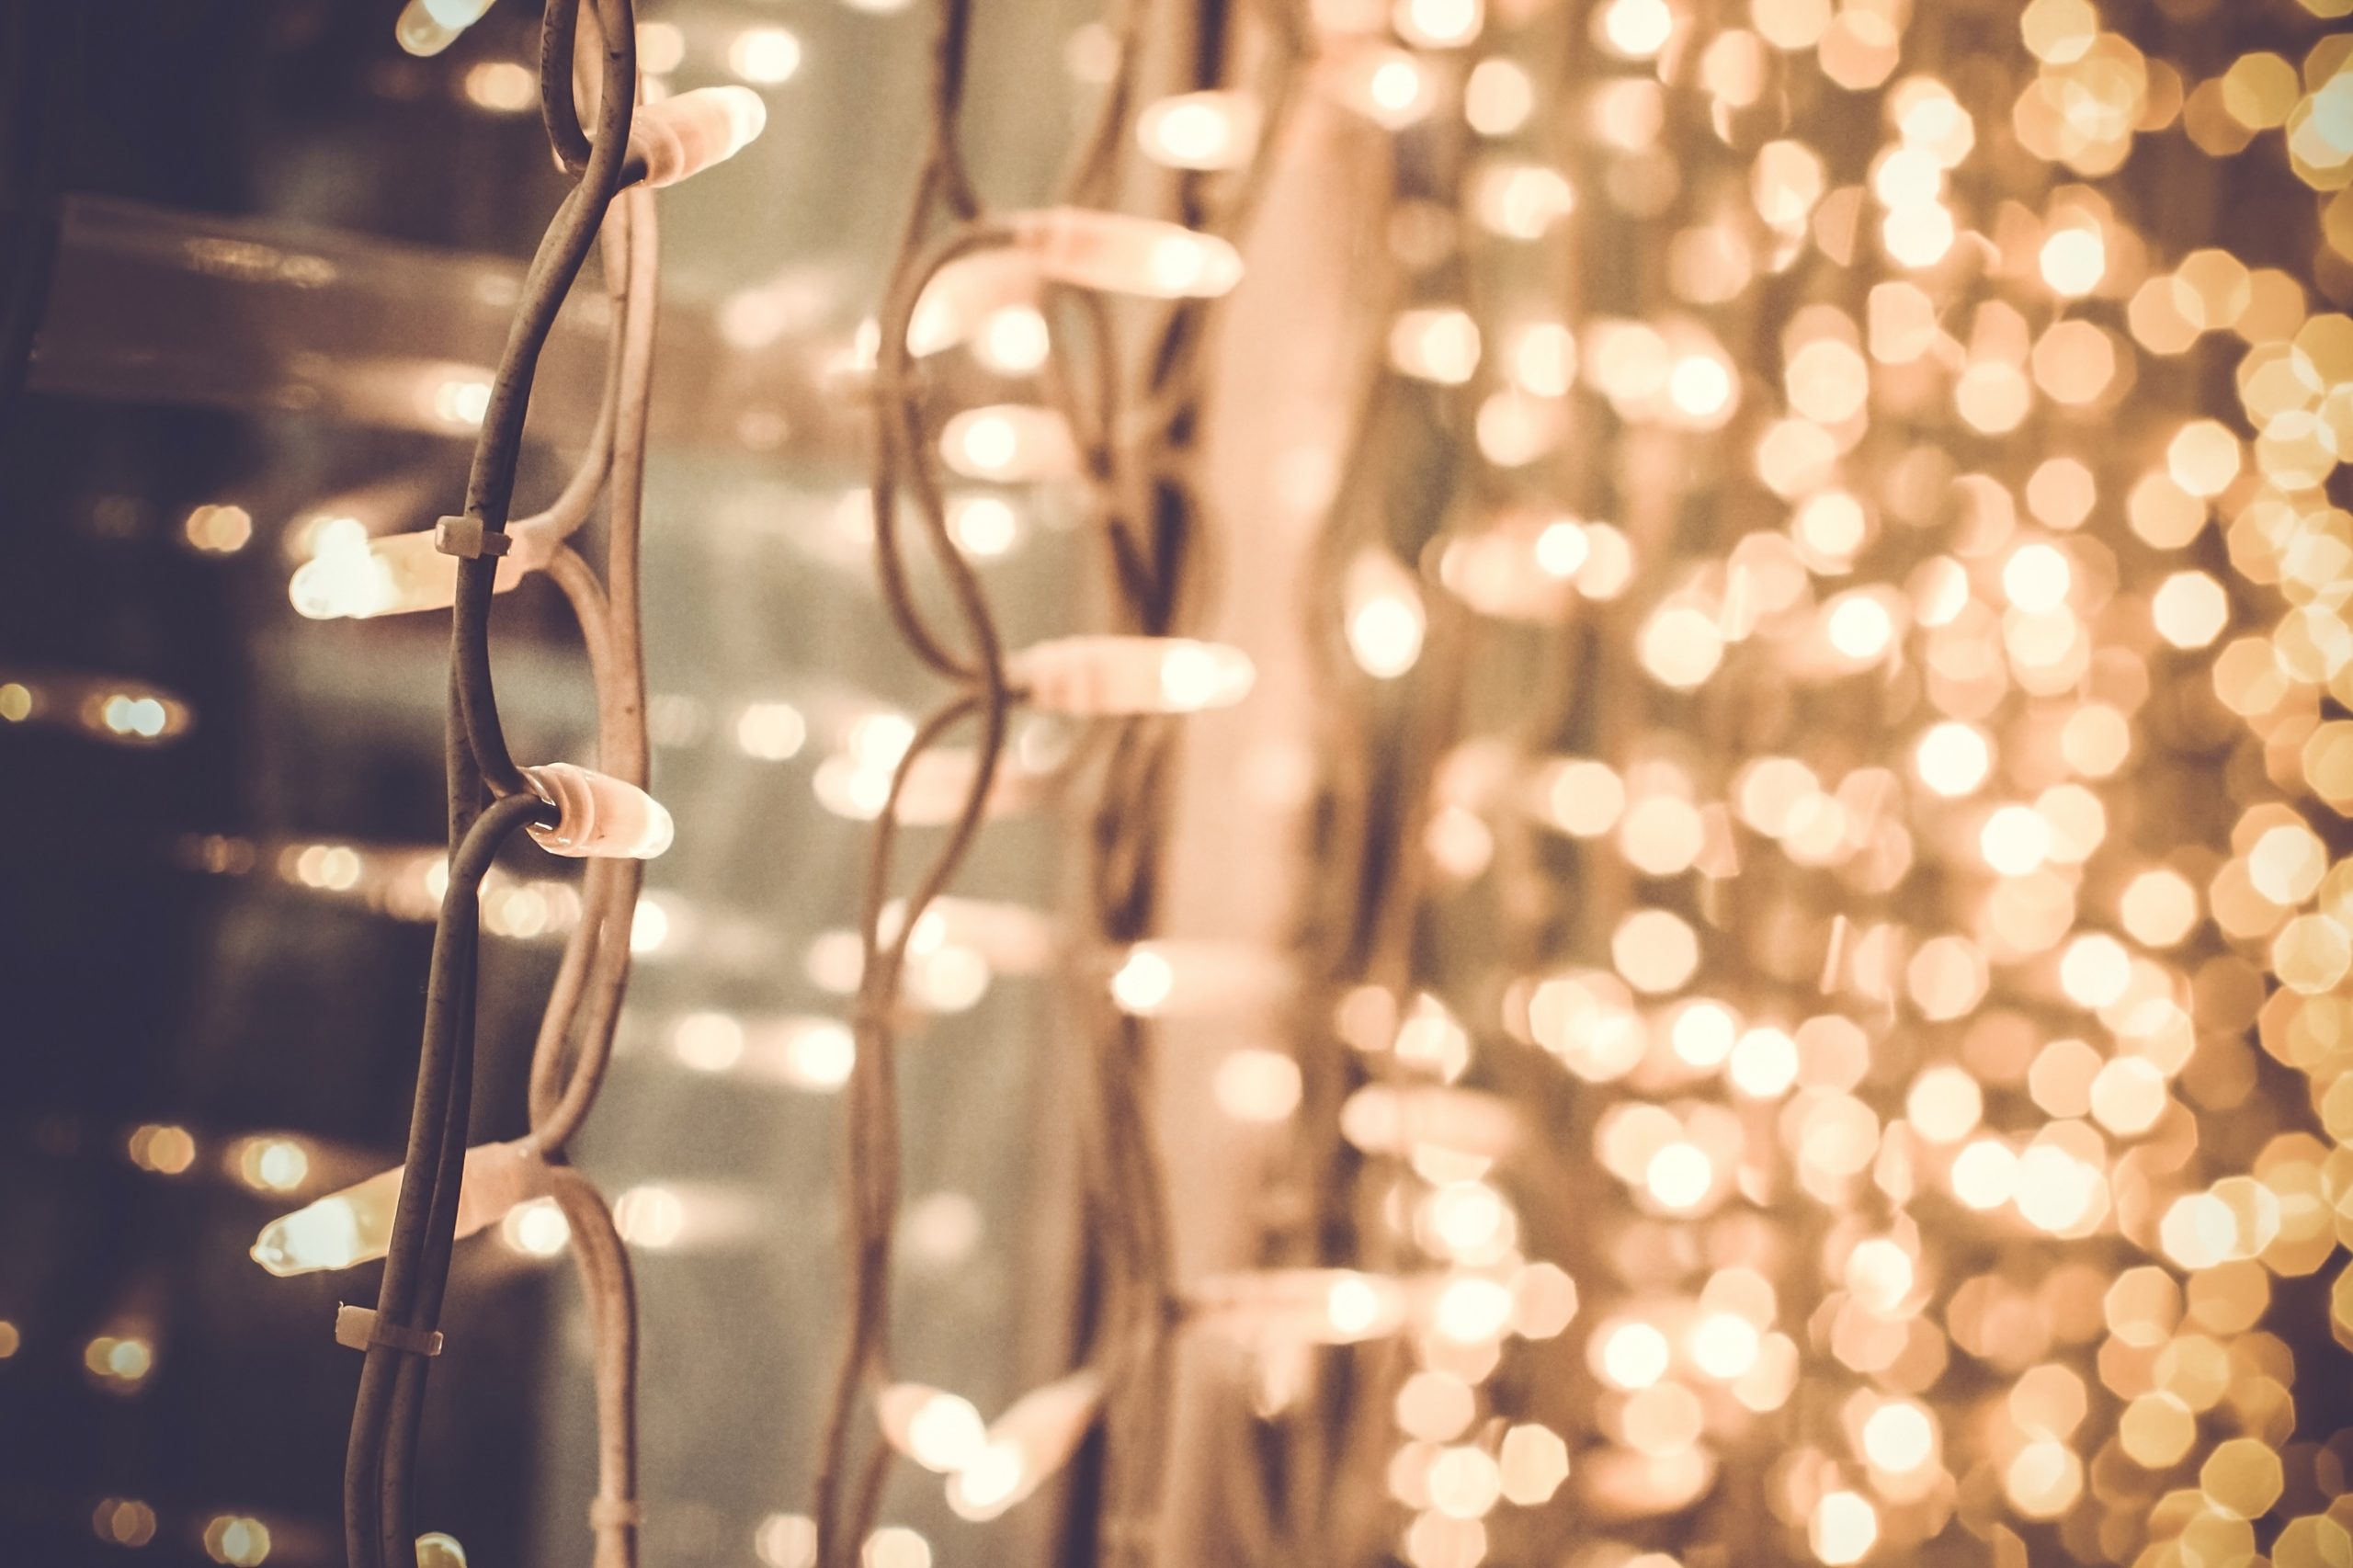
[807,0,1307,1560]
[335,5,666,1568]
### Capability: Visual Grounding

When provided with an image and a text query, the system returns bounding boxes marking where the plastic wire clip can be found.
[335,1303,444,1358]
[433,514,513,560]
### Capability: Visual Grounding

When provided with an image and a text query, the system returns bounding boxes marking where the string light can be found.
[250,1140,549,1277]
[628,86,770,187]
[1009,636,1256,716]
[290,527,545,620]
[521,763,676,859]
[1006,209,1244,300]
[122,0,2353,1563]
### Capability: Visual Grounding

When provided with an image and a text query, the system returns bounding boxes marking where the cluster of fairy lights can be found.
[1241,0,2353,1566]
[22,0,2353,1565]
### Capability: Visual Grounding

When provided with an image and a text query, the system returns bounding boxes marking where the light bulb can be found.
[1191,1268,1408,1346]
[630,87,768,188]
[1010,636,1256,716]
[944,1371,1104,1521]
[1106,939,1290,1016]
[1346,551,1427,678]
[1318,44,1437,131]
[1394,0,1483,50]
[251,1140,546,1277]
[1436,516,1592,620]
[938,405,1080,482]
[524,763,676,859]
[1008,209,1244,300]
[394,0,494,56]
[289,528,546,620]
[741,1017,857,1090]
[1136,91,1262,171]
[909,252,1040,358]
[415,1534,468,1568]
[1389,308,1482,385]
[1338,1084,1521,1159]
[878,1384,989,1473]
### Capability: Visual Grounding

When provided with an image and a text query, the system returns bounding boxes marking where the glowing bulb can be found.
[1465,59,1534,135]
[1434,1277,1515,1343]
[1668,353,1735,418]
[1215,1050,1303,1123]
[1532,519,1589,578]
[289,528,543,620]
[415,1534,468,1568]
[1427,1446,1502,1519]
[1390,308,1482,385]
[1643,1141,1712,1210]
[1862,1401,1934,1472]
[1321,1275,1386,1337]
[1728,1027,1799,1097]
[939,405,1080,482]
[1394,0,1482,49]
[1011,636,1256,716]
[1009,209,1243,300]
[2151,570,2229,648]
[945,1372,1105,1521]
[1980,804,2052,876]
[630,87,768,188]
[1915,722,1991,797]
[1137,91,1261,170]
[673,1013,746,1073]
[1110,949,1176,1014]
[1598,1322,1671,1388]
[877,1384,988,1473]
[972,306,1051,375]
[1845,1237,1915,1312]
[1322,45,1436,130]
[524,763,676,859]
[1823,593,1894,659]
[727,27,801,84]
[394,0,493,56]
[1599,0,1674,57]
[948,1440,1026,1520]
[1346,551,1427,679]
[1811,1491,1878,1565]
[2001,542,2073,612]
[252,1141,545,1277]
[1496,1424,1569,1504]
[2040,227,2107,296]
[948,494,1022,557]
[909,252,1040,358]
[1690,1312,1760,1379]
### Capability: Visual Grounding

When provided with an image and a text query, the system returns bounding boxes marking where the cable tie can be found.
[587,1498,642,1529]
[334,1303,445,1358]
[434,515,513,560]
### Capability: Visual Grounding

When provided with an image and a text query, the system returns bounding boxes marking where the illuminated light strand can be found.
[258,0,745,1557]
[805,0,1306,1555]
[1008,635,1256,717]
